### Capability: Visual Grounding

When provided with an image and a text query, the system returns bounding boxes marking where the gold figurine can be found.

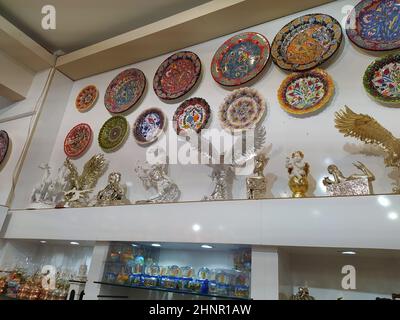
[96,172,130,206]
[290,287,315,300]
[286,151,310,198]
[323,161,375,196]
[246,153,269,199]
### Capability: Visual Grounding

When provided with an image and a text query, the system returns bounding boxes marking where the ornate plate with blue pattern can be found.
[173,98,211,135]
[133,108,166,145]
[346,0,400,51]
[211,32,270,86]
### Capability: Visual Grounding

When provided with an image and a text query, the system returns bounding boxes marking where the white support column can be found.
[84,242,109,300]
[251,246,279,300]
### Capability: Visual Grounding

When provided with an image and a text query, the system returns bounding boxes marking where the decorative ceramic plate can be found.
[271,14,343,71]
[219,87,266,131]
[363,54,400,104]
[64,123,93,158]
[173,97,211,135]
[104,68,146,114]
[153,51,201,100]
[0,130,9,166]
[133,108,166,145]
[277,68,334,115]
[346,0,400,51]
[211,32,270,86]
[98,116,129,151]
[75,85,98,112]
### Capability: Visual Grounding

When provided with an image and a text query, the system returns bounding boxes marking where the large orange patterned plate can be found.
[75,85,98,112]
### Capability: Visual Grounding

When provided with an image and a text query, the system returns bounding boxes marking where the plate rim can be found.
[133,107,166,145]
[63,123,93,158]
[98,115,130,151]
[75,84,99,112]
[0,130,10,166]
[173,97,211,135]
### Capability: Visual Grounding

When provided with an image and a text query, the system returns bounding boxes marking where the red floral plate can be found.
[211,32,270,86]
[0,130,10,166]
[64,123,93,158]
[173,98,211,136]
[75,85,98,112]
[153,51,201,100]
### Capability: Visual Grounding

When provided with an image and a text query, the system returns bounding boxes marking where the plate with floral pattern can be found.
[153,51,201,100]
[0,130,9,166]
[346,0,400,51]
[219,87,266,131]
[98,116,129,151]
[211,32,270,86]
[64,123,93,158]
[75,85,98,112]
[277,68,334,115]
[173,98,211,135]
[363,54,400,104]
[133,108,166,145]
[271,14,343,71]
[104,68,146,114]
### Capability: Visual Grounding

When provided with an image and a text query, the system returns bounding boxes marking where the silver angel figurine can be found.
[96,172,130,206]
[203,166,233,201]
[323,161,375,196]
[135,163,180,203]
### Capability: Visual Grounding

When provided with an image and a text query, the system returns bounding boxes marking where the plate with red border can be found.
[75,85,98,112]
[173,98,211,136]
[64,123,93,158]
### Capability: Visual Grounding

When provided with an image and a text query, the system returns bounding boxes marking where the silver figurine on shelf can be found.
[96,172,130,206]
[203,166,233,201]
[246,153,269,200]
[323,161,375,196]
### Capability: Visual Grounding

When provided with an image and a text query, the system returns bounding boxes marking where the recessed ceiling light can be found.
[341,251,356,255]
[151,243,161,247]
[192,224,201,232]
[131,244,138,247]
[70,241,80,245]
[40,240,47,244]
[201,245,213,249]
[388,212,399,220]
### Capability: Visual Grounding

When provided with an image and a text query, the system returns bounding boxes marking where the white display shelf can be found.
[2,194,400,250]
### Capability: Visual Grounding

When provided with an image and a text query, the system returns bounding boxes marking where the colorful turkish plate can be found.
[346,0,400,51]
[271,14,343,71]
[363,54,400,104]
[0,130,10,166]
[75,85,98,112]
[219,87,266,131]
[104,68,146,114]
[211,32,270,86]
[153,51,201,100]
[173,97,211,135]
[64,123,93,158]
[98,116,129,151]
[277,68,334,115]
[133,108,166,145]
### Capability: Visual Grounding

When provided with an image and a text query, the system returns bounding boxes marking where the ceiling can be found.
[0,0,211,54]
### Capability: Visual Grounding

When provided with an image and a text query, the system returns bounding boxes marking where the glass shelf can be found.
[94,281,251,301]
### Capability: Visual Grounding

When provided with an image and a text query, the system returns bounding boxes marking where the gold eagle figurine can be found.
[335,106,400,168]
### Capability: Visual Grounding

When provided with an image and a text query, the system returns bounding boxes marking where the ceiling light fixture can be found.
[201,245,213,249]
[341,251,356,255]
[151,243,161,247]
[70,241,80,245]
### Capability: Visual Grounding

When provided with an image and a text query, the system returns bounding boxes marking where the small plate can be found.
[104,68,146,114]
[277,68,334,115]
[0,130,10,166]
[98,116,129,151]
[153,51,201,100]
[211,32,270,86]
[271,14,343,71]
[75,85,98,112]
[64,123,93,158]
[346,0,400,51]
[173,97,211,135]
[363,54,400,104]
[133,108,166,145]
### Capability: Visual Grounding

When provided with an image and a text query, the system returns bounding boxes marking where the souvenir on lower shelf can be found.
[98,116,129,152]
[104,68,146,114]
[219,87,266,131]
[291,287,315,300]
[346,0,400,52]
[271,14,342,71]
[277,68,334,115]
[96,172,130,206]
[133,108,166,145]
[64,123,93,158]
[246,152,269,200]
[363,54,400,105]
[75,85,98,112]
[0,130,10,167]
[323,162,375,196]
[335,106,400,193]
[211,32,270,86]
[173,97,211,135]
[153,51,201,100]
[286,151,310,198]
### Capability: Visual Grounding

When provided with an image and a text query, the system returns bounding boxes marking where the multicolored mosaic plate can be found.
[75,85,98,112]
[153,51,201,100]
[363,54,400,104]
[104,68,146,114]
[271,14,343,71]
[346,0,400,51]
[64,123,93,158]
[219,87,266,131]
[278,68,334,115]
[211,32,270,86]
[133,108,166,145]
[0,130,9,166]
[173,98,211,135]
[98,116,129,151]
